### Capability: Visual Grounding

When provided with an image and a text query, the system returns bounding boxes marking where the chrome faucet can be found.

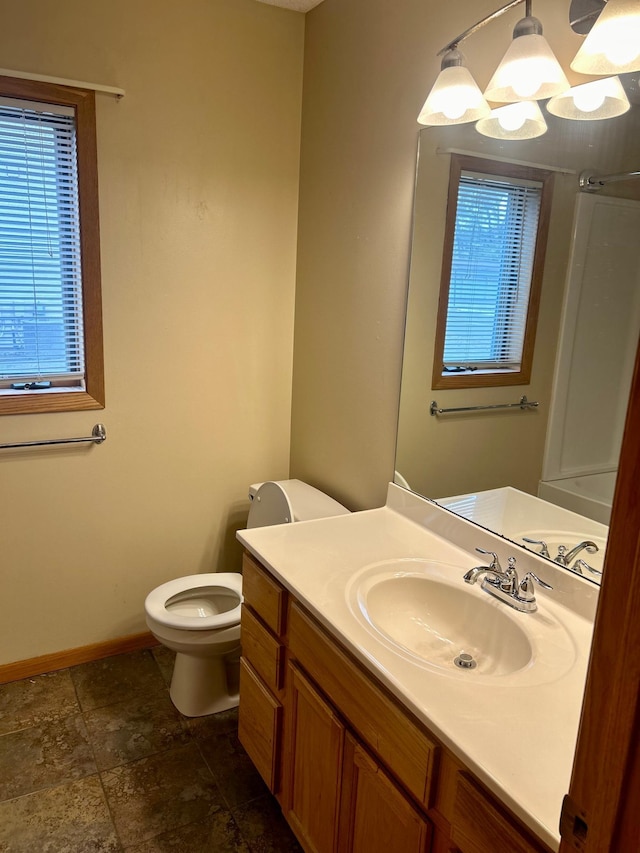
[554,540,599,567]
[463,548,552,613]
[462,549,515,589]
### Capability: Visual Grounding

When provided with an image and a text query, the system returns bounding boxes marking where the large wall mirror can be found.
[396,88,640,585]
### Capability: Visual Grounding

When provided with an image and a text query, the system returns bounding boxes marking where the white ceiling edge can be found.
[254,0,326,12]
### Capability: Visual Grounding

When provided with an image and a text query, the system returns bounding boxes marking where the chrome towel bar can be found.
[0,423,107,450]
[430,396,539,416]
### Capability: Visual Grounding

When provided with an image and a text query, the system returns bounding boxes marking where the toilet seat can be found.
[145,573,242,631]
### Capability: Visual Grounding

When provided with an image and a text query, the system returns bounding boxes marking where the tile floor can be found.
[0,648,302,852]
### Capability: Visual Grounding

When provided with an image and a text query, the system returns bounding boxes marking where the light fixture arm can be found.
[569,0,606,34]
[437,0,531,56]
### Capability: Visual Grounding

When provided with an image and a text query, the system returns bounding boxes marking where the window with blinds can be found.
[0,78,103,415]
[433,155,553,390]
[0,99,84,383]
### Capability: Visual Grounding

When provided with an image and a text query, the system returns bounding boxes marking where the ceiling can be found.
[254,0,326,11]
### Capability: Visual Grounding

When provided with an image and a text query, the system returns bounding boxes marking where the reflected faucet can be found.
[522,537,550,559]
[572,558,603,577]
[555,541,599,567]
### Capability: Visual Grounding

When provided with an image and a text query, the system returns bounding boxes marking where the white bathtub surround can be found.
[540,193,640,527]
[237,484,598,851]
[538,472,616,525]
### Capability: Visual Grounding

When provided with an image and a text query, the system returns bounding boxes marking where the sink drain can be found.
[454,653,477,670]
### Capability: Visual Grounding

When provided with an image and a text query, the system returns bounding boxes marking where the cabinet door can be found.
[339,735,431,853]
[285,664,345,853]
[238,658,282,793]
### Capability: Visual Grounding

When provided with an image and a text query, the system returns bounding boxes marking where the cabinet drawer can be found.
[241,604,284,693]
[238,658,282,793]
[289,602,437,809]
[450,774,550,853]
[242,552,287,637]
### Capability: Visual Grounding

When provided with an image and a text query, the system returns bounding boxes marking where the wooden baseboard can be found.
[0,631,160,685]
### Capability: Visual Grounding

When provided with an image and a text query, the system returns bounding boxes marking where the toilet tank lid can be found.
[248,482,263,500]
[250,479,350,522]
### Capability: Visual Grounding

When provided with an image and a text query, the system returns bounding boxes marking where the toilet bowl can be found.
[144,479,349,717]
[145,573,242,716]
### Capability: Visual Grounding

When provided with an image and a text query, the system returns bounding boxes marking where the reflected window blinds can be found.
[443,170,542,371]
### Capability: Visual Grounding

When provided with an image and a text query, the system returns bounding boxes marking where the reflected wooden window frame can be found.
[432,154,554,391]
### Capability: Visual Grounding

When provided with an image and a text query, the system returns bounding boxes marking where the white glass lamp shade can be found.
[418,65,491,126]
[476,101,548,140]
[571,0,640,75]
[485,28,570,102]
[547,76,630,120]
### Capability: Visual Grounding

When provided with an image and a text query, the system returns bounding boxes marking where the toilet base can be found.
[169,651,239,717]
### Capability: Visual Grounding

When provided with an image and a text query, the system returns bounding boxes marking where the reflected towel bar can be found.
[430,396,539,416]
[0,423,107,450]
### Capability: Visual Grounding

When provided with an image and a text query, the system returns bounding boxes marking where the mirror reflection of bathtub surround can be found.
[395,98,640,581]
[539,192,640,525]
[538,472,616,526]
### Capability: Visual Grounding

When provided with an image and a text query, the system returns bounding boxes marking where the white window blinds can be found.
[442,169,543,371]
[0,96,85,386]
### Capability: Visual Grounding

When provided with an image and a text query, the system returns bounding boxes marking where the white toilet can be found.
[144,479,350,717]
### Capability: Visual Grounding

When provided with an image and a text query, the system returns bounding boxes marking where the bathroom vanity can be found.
[236,485,597,853]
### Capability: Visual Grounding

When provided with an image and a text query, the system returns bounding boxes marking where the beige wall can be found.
[290,0,424,510]
[0,0,304,665]
[290,0,616,509]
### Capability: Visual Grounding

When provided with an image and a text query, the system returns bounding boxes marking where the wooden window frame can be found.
[0,75,104,415]
[432,154,554,391]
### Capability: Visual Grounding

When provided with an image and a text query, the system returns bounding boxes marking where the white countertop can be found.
[237,484,598,851]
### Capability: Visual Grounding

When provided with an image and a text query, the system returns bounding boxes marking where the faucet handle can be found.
[475,548,501,571]
[573,559,602,577]
[522,537,550,558]
[554,545,567,564]
[518,571,553,603]
[502,556,519,593]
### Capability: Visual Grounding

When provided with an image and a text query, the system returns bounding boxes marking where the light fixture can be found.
[476,100,548,139]
[571,0,640,75]
[484,15,570,102]
[417,49,491,126]
[417,0,635,136]
[547,76,631,120]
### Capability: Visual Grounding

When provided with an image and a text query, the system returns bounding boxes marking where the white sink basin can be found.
[359,573,532,675]
[347,558,576,684]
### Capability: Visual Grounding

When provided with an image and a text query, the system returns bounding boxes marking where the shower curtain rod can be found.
[580,169,640,190]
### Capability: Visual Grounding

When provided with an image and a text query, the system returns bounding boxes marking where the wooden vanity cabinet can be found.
[239,551,552,853]
[238,553,287,796]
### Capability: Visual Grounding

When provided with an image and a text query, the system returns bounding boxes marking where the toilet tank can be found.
[246,479,350,529]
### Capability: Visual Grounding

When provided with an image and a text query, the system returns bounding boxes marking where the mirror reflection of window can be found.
[433,154,554,390]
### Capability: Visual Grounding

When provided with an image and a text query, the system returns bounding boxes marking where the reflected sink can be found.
[347,558,576,684]
[516,530,607,577]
